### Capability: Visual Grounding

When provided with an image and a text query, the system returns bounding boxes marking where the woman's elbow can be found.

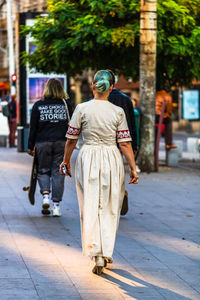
[66,138,77,145]
[119,141,131,148]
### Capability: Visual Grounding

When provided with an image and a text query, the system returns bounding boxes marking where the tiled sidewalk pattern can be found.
[0,148,199,299]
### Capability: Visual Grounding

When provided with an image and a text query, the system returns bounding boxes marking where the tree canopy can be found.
[21,0,200,88]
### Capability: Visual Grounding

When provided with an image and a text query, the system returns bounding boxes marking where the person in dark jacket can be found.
[107,70,138,215]
[8,94,17,147]
[108,76,137,153]
[28,78,73,216]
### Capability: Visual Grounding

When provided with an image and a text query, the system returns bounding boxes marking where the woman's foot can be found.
[92,256,105,275]
[41,194,50,215]
[92,265,104,275]
[52,203,61,217]
[104,257,113,267]
[165,144,177,150]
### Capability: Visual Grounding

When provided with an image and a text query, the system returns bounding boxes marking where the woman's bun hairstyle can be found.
[106,69,115,86]
[93,70,113,93]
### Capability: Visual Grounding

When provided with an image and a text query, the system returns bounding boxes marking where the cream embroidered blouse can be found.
[66,100,132,145]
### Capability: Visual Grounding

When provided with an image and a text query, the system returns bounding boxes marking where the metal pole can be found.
[138,0,157,172]
[6,0,16,95]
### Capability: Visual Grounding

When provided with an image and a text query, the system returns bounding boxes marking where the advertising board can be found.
[18,13,67,151]
[25,19,67,123]
[182,90,200,120]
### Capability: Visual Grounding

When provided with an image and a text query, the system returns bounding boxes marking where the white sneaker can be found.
[42,197,50,209]
[52,205,61,217]
[42,196,50,215]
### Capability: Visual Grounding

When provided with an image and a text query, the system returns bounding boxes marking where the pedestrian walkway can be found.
[0,148,199,300]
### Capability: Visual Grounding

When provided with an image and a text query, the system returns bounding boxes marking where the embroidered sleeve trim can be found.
[117,129,131,140]
[66,125,80,136]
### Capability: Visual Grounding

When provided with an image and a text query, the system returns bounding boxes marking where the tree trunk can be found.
[138,0,157,172]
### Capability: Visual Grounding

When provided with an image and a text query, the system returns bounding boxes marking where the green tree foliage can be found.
[21,0,200,88]
[157,0,200,88]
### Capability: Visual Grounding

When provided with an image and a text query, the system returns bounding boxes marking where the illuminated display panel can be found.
[25,19,67,123]
[182,90,200,120]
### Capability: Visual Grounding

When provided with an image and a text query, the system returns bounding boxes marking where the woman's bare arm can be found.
[59,139,78,176]
[63,139,78,163]
[119,141,139,184]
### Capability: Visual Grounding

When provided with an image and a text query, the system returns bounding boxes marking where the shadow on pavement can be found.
[102,268,191,300]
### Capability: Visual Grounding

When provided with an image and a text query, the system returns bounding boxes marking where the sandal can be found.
[92,256,105,275]
[92,265,104,275]
[104,257,113,267]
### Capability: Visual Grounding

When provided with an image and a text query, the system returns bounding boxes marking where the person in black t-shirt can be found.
[28,78,73,216]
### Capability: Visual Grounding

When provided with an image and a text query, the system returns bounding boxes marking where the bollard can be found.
[166,148,179,167]
[0,135,7,147]
[17,126,29,152]
[187,138,199,153]
[174,140,183,158]
[17,126,24,152]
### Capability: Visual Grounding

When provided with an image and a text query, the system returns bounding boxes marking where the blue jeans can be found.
[36,140,65,202]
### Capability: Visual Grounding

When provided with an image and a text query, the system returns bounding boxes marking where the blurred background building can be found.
[0,0,10,98]
[19,0,47,12]
[0,0,47,98]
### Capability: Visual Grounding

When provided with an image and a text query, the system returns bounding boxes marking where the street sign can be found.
[182,90,200,120]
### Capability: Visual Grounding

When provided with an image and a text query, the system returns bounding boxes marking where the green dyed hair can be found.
[93,70,113,93]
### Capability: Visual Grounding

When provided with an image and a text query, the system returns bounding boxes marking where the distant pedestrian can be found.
[28,78,73,216]
[60,70,139,275]
[156,90,177,150]
[131,98,141,150]
[8,95,17,148]
[107,70,138,215]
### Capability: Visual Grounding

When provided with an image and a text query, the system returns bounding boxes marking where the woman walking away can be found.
[28,78,73,216]
[60,70,139,275]
[8,94,17,147]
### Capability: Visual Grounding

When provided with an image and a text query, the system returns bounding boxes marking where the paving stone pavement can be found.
[0,147,199,300]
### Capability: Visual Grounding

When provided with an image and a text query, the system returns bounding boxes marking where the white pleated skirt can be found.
[75,144,125,258]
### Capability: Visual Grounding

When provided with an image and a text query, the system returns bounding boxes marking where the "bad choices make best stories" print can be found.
[38,104,67,123]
